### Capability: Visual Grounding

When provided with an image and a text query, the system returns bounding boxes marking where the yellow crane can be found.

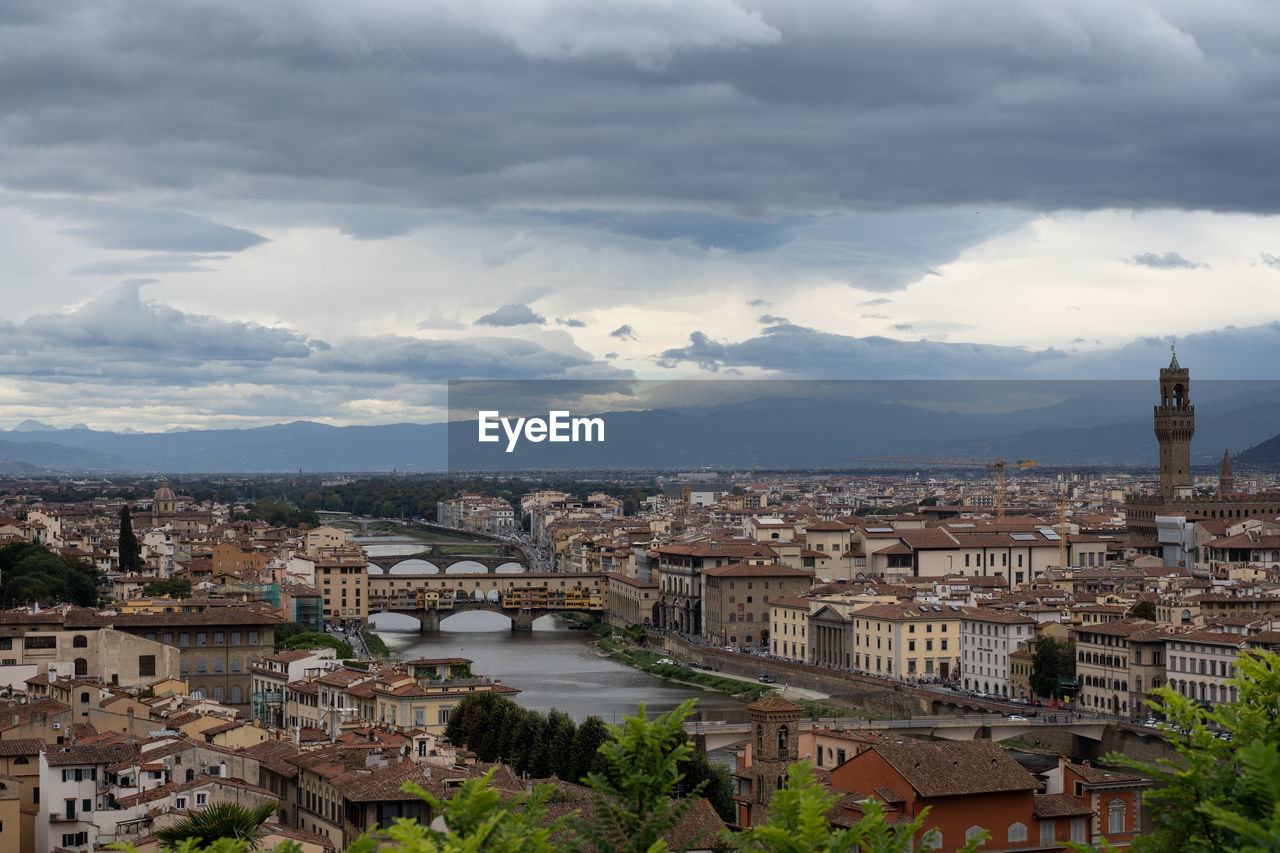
[845,456,1038,521]
[1052,493,1093,569]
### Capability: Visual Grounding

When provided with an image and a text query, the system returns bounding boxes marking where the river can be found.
[357,536,750,725]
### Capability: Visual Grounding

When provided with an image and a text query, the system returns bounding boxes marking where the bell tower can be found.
[1154,346,1194,498]
[744,696,801,825]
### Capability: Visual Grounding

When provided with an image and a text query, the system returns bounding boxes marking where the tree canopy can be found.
[144,577,193,598]
[1029,636,1076,699]
[281,631,353,658]
[0,541,99,607]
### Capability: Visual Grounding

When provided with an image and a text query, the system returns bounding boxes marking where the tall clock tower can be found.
[1154,347,1194,497]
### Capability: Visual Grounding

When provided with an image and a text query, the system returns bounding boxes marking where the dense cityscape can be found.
[0,359,1272,851]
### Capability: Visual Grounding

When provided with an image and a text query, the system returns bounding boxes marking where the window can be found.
[196,659,207,674]
[139,655,156,677]
[0,639,9,650]
[179,632,190,646]
[1071,817,1087,843]
[176,797,187,809]
[1008,822,1027,842]
[231,686,243,704]
[1108,799,1126,834]
[231,631,242,645]
[24,636,56,649]
[72,635,88,648]
[214,632,224,645]
[965,826,985,842]
[196,792,208,806]
[75,659,88,677]
[249,631,259,645]
[197,632,207,646]
[1040,820,1056,847]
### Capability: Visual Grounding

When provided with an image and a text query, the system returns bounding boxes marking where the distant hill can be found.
[1,381,1278,473]
[1236,431,1280,470]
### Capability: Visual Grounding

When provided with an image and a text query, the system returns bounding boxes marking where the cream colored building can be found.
[851,603,961,681]
[769,597,809,662]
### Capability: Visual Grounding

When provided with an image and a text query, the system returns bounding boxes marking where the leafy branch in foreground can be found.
[726,762,988,853]
[1069,650,1280,853]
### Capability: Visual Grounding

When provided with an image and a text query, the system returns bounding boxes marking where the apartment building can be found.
[960,608,1037,697]
[769,597,810,662]
[701,563,813,648]
[312,549,369,627]
[1165,628,1247,706]
[852,603,961,681]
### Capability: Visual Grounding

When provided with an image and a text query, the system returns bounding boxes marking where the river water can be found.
[357,536,749,724]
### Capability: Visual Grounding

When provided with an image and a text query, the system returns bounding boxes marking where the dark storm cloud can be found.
[1130,251,1207,270]
[474,304,546,327]
[5,0,1280,226]
[655,322,1280,379]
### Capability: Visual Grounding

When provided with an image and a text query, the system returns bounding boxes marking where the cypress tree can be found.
[119,505,142,574]
[568,715,609,784]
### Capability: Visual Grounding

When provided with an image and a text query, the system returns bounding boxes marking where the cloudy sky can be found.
[3,0,1280,431]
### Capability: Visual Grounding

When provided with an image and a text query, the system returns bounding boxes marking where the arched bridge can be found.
[365,543,530,574]
[367,571,604,631]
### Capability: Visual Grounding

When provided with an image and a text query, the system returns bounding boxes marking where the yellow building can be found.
[369,672,520,734]
[851,604,961,681]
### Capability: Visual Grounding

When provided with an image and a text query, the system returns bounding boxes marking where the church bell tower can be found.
[1154,346,1194,497]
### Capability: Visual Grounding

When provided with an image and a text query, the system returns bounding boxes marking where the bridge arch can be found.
[495,561,526,574]
[367,611,425,632]
[447,560,490,574]
[391,559,442,574]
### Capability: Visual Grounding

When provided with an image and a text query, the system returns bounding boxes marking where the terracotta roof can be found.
[1064,761,1149,786]
[702,562,813,578]
[745,696,803,714]
[1033,793,1094,818]
[869,739,1038,799]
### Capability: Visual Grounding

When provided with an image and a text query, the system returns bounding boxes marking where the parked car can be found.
[1007,714,1028,721]
[656,658,676,666]
[758,673,776,683]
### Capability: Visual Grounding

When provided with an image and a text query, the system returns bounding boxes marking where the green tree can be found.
[155,801,278,849]
[1127,600,1157,621]
[1072,650,1280,853]
[1030,637,1076,699]
[282,632,353,658]
[0,542,98,607]
[119,505,142,573]
[679,750,735,823]
[568,715,610,784]
[144,577,193,598]
[726,762,988,853]
[573,699,705,853]
[547,708,577,780]
[272,621,306,648]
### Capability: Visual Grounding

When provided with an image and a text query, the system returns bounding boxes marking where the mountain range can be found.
[2,381,1278,473]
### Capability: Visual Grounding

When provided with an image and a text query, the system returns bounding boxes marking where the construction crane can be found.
[845,456,1038,521]
[1052,493,1093,569]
